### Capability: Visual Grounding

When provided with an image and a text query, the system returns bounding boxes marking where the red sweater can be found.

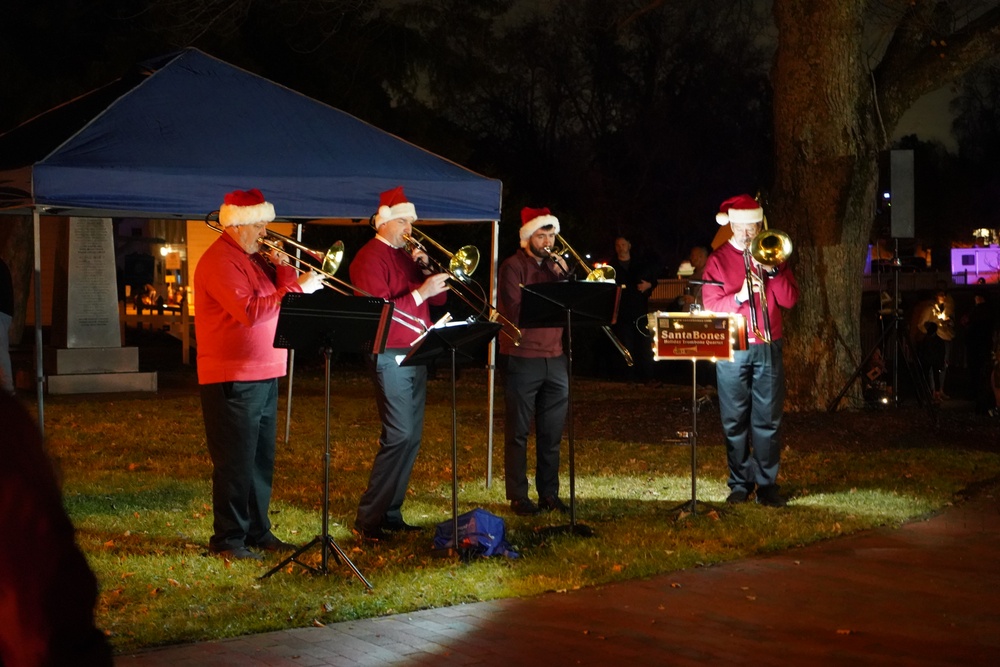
[497,249,564,357]
[701,242,799,344]
[194,232,302,384]
[349,236,447,349]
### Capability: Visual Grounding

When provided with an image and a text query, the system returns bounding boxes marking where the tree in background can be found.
[769,0,1000,409]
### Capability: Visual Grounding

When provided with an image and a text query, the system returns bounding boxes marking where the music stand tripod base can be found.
[263,290,391,590]
[519,281,620,541]
[647,312,740,519]
[262,534,372,589]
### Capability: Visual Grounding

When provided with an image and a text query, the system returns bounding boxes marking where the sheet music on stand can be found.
[274,290,392,357]
[518,280,620,328]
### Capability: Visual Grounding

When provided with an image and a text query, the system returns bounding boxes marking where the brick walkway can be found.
[116,484,1000,666]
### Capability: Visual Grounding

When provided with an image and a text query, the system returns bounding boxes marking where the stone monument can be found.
[48,217,157,393]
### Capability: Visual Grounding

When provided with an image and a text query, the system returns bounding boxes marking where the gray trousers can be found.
[355,351,427,531]
[715,340,785,491]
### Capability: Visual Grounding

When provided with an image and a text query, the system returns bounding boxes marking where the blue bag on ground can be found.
[433,508,519,558]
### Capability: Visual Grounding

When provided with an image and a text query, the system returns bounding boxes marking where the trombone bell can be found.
[750,230,792,266]
[586,263,616,282]
[321,241,345,275]
[450,245,480,281]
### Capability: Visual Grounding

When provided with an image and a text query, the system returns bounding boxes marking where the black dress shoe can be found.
[510,498,540,516]
[209,546,263,561]
[354,524,392,542]
[755,485,788,508]
[538,495,569,513]
[249,535,297,553]
[382,520,423,533]
[726,489,750,504]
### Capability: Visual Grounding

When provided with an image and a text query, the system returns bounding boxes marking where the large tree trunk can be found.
[770,2,880,411]
[769,1,1000,411]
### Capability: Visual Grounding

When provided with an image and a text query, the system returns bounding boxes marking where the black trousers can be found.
[502,354,569,501]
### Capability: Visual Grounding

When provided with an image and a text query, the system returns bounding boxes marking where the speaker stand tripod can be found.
[827,247,932,412]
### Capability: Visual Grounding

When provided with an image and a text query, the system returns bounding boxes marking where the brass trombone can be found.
[541,236,634,367]
[742,221,793,344]
[204,215,428,335]
[400,228,523,346]
[546,234,616,282]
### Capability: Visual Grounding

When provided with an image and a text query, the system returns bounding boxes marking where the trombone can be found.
[742,220,793,344]
[541,235,634,367]
[547,234,616,282]
[204,215,428,335]
[400,227,523,346]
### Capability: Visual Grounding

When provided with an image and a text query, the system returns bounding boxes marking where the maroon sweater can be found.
[701,242,799,344]
[498,249,564,357]
[350,236,447,349]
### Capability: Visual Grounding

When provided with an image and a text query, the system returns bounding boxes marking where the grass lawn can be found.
[29,353,1000,654]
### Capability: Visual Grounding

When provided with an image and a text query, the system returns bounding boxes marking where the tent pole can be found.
[32,209,45,437]
[486,218,499,488]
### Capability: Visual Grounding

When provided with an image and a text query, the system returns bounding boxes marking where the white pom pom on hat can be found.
[715,194,763,225]
[519,206,560,248]
[219,188,275,227]
[374,186,417,227]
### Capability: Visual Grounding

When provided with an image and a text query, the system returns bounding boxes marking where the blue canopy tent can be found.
[0,48,504,483]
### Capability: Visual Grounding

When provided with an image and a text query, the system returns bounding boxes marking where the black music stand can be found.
[402,319,502,559]
[647,311,736,517]
[519,280,621,537]
[261,290,392,587]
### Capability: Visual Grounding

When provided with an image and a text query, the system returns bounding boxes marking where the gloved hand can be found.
[297,271,324,294]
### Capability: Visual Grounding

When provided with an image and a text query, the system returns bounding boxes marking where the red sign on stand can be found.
[647,312,748,362]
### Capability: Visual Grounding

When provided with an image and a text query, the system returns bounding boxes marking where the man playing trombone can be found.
[701,194,799,508]
[196,188,324,561]
[349,186,449,541]
[497,207,572,516]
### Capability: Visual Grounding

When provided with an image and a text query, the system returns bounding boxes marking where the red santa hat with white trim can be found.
[219,188,275,227]
[715,194,763,225]
[519,206,560,248]
[374,186,417,228]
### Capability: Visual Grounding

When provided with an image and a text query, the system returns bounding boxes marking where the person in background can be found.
[963,291,996,413]
[917,321,947,402]
[608,235,659,384]
[0,392,113,666]
[910,286,955,397]
[498,207,572,516]
[195,188,323,561]
[701,194,799,508]
[677,245,709,311]
[349,186,449,541]
[0,254,14,395]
